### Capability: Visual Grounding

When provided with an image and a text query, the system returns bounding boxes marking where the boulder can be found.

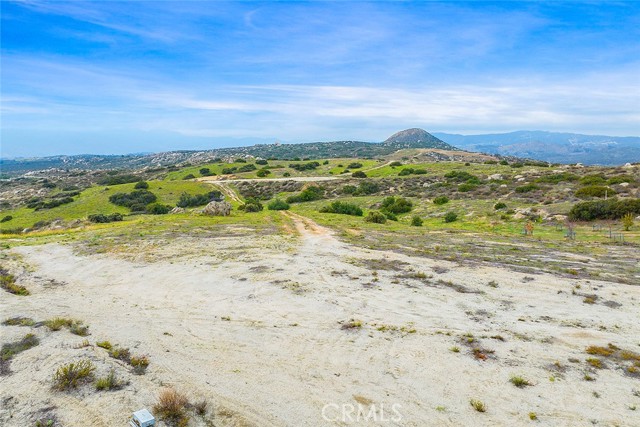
[202,201,232,216]
[170,207,186,214]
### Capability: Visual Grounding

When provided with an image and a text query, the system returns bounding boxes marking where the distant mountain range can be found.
[433,131,640,166]
[1,129,637,175]
[0,129,453,175]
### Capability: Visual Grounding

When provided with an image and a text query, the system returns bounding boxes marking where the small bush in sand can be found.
[96,340,113,350]
[2,316,35,326]
[586,358,604,369]
[586,345,615,357]
[340,319,363,330]
[44,317,73,331]
[529,412,538,420]
[154,388,190,425]
[411,216,423,226]
[470,399,486,412]
[52,359,95,390]
[108,346,131,362]
[0,272,29,296]
[450,346,460,353]
[510,375,532,388]
[95,369,125,391]
[69,321,89,336]
[130,354,150,374]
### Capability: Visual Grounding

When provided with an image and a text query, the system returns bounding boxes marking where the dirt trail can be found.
[205,181,243,203]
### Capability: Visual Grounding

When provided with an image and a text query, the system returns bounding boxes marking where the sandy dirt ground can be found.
[1,214,640,426]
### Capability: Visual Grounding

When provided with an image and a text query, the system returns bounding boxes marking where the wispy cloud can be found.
[2,1,639,155]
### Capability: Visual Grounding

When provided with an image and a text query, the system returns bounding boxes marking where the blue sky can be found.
[1,1,639,157]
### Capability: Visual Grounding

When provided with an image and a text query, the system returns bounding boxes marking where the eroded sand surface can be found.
[1,215,640,426]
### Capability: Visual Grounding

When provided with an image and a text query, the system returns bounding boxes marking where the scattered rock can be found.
[202,201,232,216]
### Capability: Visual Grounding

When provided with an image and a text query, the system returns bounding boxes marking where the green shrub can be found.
[283,172,291,177]
[354,181,379,195]
[458,183,477,192]
[235,158,246,163]
[96,341,112,350]
[569,198,640,221]
[580,174,606,185]
[109,190,157,208]
[108,346,131,362]
[95,369,125,391]
[199,168,212,176]
[389,161,402,167]
[494,202,507,210]
[267,199,290,210]
[444,212,458,223]
[575,186,615,199]
[320,201,363,216]
[221,167,237,175]
[352,171,367,178]
[381,196,413,214]
[342,185,357,195]
[182,174,196,180]
[44,317,73,331]
[239,197,263,212]
[515,184,540,193]
[286,186,324,203]
[499,160,508,165]
[146,203,171,215]
[130,354,150,375]
[134,181,149,189]
[535,172,579,183]
[607,175,635,185]
[289,161,320,171]
[510,375,532,388]
[176,191,222,207]
[88,213,123,223]
[237,164,257,173]
[52,359,95,390]
[365,211,387,224]
[255,159,268,165]
[347,162,363,169]
[411,216,423,226]
[399,168,414,176]
[97,175,140,186]
[444,171,480,184]
[256,169,271,177]
[433,196,449,205]
[0,215,13,223]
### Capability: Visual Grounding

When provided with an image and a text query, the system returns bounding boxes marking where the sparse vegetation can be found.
[470,399,486,413]
[52,359,95,390]
[95,369,125,391]
[0,271,29,295]
[2,316,35,326]
[154,388,190,425]
[510,375,532,388]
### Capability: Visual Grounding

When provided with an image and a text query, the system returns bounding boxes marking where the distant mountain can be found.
[433,131,640,166]
[383,128,456,150]
[0,129,456,175]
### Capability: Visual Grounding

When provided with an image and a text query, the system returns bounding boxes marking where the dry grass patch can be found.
[0,270,29,296]
[154,388,190,426]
